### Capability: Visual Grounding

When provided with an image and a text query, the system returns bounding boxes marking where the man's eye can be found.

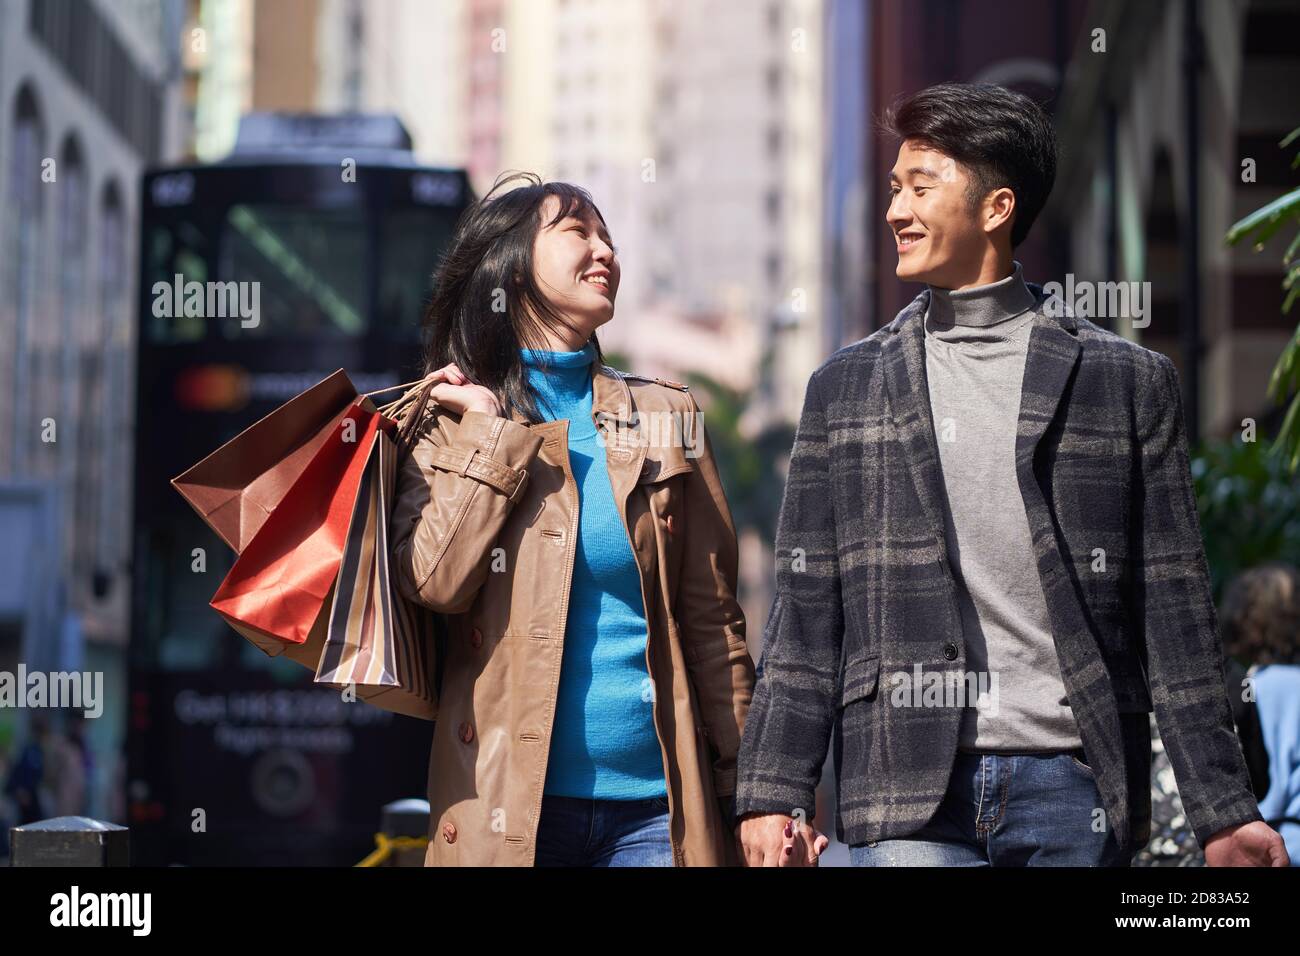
[914,187,928,195]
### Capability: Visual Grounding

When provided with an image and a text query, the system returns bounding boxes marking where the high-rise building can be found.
[0,0,186,820]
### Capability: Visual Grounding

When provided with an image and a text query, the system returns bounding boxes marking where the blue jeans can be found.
[850,752,1131,867]
[534,794,674,867]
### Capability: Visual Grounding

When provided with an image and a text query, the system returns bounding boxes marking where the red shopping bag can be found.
[209,397,395,651]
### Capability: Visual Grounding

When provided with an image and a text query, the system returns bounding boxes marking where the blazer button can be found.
[943,642,959,661]
[442,823,457,844]
[470,628,483,648]
[459,721,475,744]
[665,514,676,534]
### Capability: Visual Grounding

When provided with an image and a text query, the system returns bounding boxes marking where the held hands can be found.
[737,812,830,867]
[1204,821,1290,867]
[425,363,503,418]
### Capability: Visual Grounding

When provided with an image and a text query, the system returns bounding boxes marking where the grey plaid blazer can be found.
[735,286,1263,853]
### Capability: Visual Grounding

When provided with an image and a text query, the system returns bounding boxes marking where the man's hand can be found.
[737,812,830,867]
[1204,821,1290,866]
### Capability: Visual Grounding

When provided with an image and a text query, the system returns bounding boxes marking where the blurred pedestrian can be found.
[3,712,51,825]
[1221,562,1300,865]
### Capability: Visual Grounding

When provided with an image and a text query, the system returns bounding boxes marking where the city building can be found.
[0,0,186,820]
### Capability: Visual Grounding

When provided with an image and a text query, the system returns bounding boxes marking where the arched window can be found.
[59,134,90,582]
[7,83,46,475]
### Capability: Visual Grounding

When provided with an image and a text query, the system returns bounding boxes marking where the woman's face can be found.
[530,193,620,337]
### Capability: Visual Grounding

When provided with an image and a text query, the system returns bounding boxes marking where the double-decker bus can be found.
[129,114,469,865]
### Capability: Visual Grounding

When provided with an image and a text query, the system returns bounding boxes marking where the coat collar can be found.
[880,285,1081,559]
[507,362,648,518]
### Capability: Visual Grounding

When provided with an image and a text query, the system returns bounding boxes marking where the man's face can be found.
[886,139,987,287]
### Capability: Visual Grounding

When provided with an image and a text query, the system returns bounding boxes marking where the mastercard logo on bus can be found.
[175,365,252,411]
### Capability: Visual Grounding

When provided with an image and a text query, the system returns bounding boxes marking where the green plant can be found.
[1191,436,1300,602]
[682,373,794,546]
[1225,125,1300,473]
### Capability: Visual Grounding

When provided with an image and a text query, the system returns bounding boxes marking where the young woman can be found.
[389,172,754,866]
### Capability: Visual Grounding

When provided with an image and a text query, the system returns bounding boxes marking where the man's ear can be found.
[983,186,1016,236]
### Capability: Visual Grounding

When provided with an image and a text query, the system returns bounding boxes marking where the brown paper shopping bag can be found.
[171,369,360,553]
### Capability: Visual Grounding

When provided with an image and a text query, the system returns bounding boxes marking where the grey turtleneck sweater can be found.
[924,262,1084,753]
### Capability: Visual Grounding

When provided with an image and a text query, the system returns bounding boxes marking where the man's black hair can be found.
[880,83,1057,248]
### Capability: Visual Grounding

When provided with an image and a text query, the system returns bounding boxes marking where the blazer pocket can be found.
[839,651,881,708]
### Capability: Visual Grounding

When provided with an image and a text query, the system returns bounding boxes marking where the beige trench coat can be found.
[389,363,755,865]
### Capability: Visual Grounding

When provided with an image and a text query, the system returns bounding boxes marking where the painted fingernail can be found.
[783,822,792,837]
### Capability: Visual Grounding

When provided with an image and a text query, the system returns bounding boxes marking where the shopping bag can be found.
[171,369,360,553]
[315,429,439,721]
[208,397,393,650]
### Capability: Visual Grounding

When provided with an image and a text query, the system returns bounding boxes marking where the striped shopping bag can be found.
[315,428,440,721]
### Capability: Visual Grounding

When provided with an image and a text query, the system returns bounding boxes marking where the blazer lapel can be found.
[1014,301,1081,476]
[881,290,950,556]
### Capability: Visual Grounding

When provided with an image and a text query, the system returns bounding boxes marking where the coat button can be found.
[665,514,676,534]
[459,721,475,744]
[442,823,457,844]
[943,642,959,661]
[470,628,483,648]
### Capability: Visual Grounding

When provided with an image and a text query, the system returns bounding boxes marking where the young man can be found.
[734,83,1289,867]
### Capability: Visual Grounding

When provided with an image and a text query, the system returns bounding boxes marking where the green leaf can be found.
[1225,186,1300,245]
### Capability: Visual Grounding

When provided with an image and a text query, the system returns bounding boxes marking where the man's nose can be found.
[886,193,910,227]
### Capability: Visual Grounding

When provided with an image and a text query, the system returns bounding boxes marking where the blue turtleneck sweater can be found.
[521,344,667,800]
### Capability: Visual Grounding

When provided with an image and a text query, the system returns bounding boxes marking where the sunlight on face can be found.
[531,193,621,338]
[885,139,989,288]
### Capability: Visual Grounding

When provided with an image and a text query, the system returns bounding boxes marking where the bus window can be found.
[219,205,368,339]
[145,219,216,344]
[376,209,457,338]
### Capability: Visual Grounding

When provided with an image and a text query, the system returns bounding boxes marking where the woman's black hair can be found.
[421,171,609,423]
[880,82,1057,248]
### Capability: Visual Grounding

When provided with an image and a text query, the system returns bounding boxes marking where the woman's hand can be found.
[428,363,503,418]
[737,811,830,867]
